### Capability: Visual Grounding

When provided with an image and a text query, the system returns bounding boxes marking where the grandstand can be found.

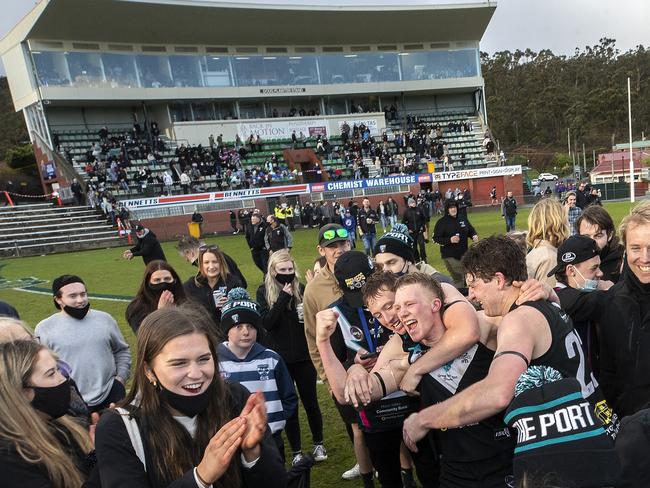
[1,0,500,246]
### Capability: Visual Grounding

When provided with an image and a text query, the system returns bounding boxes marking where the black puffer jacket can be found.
[432,203,477,260]
[256,283,310,363]
[597,264,650,417]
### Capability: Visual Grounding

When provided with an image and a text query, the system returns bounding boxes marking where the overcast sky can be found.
[1,0,649,75]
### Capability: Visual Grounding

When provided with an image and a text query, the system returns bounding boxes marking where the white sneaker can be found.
[342,463,360,480]
[312,444,328,462]
[291,452,305,466]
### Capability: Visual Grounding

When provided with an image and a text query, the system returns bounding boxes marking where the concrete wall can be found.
[172,112,387,146]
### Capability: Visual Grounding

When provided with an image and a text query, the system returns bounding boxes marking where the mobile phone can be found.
[360,351,379,360]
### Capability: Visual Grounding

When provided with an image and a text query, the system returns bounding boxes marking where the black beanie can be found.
[373,223,415,263]
[504,366,621,488]
[220,288,261,332]
[52,275,85,309]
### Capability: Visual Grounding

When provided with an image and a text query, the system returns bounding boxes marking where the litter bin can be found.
[188,221,201,238]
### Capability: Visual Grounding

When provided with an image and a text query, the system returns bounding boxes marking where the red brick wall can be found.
[142,174,523,241]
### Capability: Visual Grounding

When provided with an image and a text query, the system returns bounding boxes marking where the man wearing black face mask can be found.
[373,224,453,284]
[35,275,132,413]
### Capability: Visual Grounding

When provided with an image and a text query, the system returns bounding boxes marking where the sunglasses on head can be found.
[322,228,349,240]
[199,245,220,252]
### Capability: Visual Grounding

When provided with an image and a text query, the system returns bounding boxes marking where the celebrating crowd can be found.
[0,188,649,488]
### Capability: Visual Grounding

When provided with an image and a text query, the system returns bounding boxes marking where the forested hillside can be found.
[482,38,650,167]
[0,77,28,161]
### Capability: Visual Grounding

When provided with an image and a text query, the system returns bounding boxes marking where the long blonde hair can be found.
[526,198,569,249]
[264,250,303,309]
[0,340,92,488]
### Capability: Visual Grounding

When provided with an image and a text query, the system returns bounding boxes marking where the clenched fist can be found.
[316,308,339,343]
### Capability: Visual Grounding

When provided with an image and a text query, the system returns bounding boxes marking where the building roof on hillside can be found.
[592,157,648,175]
[1,0,496,48]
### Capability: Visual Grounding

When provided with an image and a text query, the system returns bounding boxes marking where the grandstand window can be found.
[169,55,202,87]
[66,52,104,86]
[136,55,173,88]
[102,53,139,88]
[317,52,399,84]
[232,55,318,87]
[32,51,70,86]
[399,49,478,81]
[201,56,233,87]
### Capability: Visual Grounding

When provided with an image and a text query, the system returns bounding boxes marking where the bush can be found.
[5,144,36,170]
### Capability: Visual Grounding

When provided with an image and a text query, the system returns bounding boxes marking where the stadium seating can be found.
[0,202,127,257]
[52,111,491,200]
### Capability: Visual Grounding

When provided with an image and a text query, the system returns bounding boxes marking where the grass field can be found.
[0,200,638,487]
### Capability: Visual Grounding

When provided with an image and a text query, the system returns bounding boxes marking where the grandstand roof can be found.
[2,0,496,47]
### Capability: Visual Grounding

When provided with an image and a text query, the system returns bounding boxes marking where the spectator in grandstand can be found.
[525,198,569,287]
[256,250,326,465]
[577,205,624,282]
[184,246,244,330]
[218,288,298,463]
[175,236,247,288]
[95,305,285,488]
[432,199,478,288]
[246,213,269,274]
[35,275,131,413]
[501,190,518,232]
[180,170,191,194]
[123,223,166,265]
[357,198,379,257]
[264,215,292,254]
[0,340,99,488]
[125,260,187,333]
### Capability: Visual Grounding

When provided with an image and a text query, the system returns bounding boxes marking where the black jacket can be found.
[597,265,650,417]
[130,230,166,264]
[433,212,477,260]
[402,206,426,235]
[0,423,100,488]
[256,283,310,363]
[246,222,267,251]
[568,265,650,417]
[95,383,286,488]
[184,273,244,333]
[502,197,517,216]
[357,208,378,235]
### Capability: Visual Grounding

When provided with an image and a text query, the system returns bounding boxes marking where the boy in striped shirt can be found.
[217,288,298,462]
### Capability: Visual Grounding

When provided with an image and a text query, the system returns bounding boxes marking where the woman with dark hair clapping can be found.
[126,260,187,333]
[95,305,286,488]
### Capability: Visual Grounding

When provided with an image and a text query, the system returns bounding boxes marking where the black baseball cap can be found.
[334,251,375,308]
[318,223,349,247]
[547,235,599,277]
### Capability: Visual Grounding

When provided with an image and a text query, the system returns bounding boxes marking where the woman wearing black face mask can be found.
[95,305,286,488]
[0,340,100,488]
[256,250,326,465]
[126,260,187,333]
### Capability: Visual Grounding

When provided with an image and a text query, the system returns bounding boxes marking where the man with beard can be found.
[35,275,131,413]
[577,205,624,282]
